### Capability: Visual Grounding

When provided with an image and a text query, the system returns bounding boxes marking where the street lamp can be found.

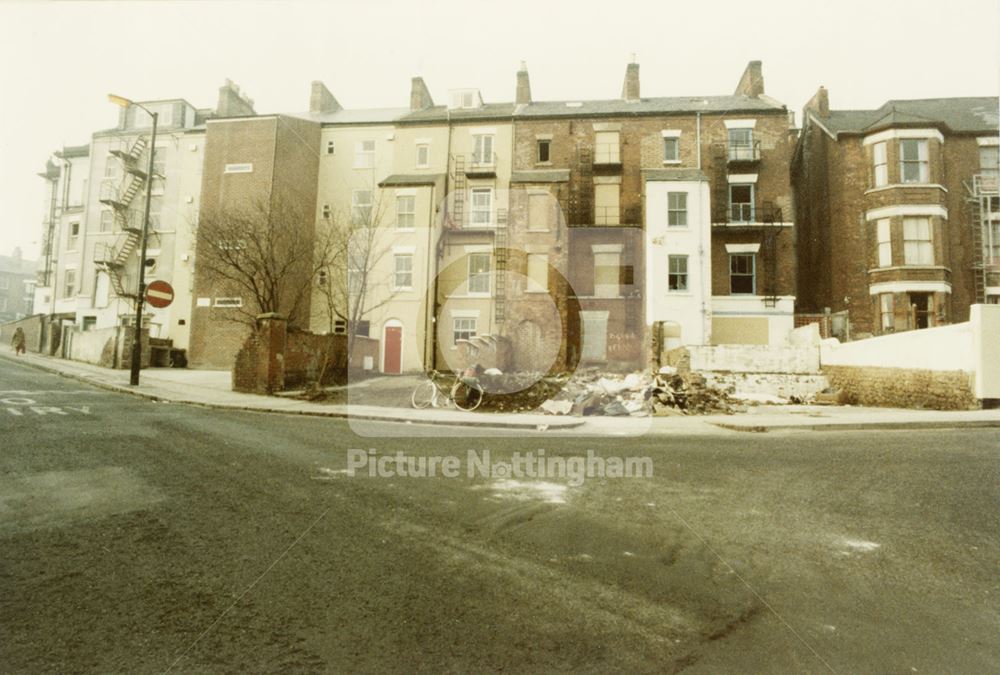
[108,93,157,386]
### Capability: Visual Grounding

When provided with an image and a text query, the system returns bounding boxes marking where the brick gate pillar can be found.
[256,313,287,394]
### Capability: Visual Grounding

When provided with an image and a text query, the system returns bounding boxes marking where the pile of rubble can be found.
[538,367,736,417]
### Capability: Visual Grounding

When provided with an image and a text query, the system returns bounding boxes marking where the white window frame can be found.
[667,192,687,227]
[729,183,755,223]
[903,217,934,265]
[594,183,620,225]
[729,253,756,295]
[900,139,929,183]
[453,317,477,345]
[63,269,76,298]
[469,188,493,227]
[467,252,492,295]
[393,254,413,290]
[354,140,375,169]
[472,134,494,165]
[396,195,416,230]
[663,137,679,163]
[728,127,755,161]
[594,131,620,164]
[873,141,888,187]
[668,255,688,292]
[415,143,430,168]
[351,190,373,225]
[880,293,894,331]
[100,209,114,233]
[536,139,551,163]
[876,218,892,267]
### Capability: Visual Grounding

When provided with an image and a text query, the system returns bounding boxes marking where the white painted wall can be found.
[820,322,974,372]
[688,343,821,374]
[710,295,795,346]
[971,304,1000,399]
[644,179,711,346]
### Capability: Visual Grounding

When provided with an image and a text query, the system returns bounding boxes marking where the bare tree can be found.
[314,192,399,359]
[195,194,330,327]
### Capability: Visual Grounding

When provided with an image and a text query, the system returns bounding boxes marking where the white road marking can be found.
[3,405,91,416]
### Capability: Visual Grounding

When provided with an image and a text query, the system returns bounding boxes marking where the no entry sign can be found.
[145,280,175,309]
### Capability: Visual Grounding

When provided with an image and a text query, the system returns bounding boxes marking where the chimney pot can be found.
[621,60,640,102]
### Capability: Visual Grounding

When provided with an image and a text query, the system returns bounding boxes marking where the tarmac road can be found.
[1,356,998,673]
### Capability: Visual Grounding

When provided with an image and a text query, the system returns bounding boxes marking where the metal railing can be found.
[973,171,999,196]
[728,140,761,162]
[730,203,755,223]
[468,152,497,170]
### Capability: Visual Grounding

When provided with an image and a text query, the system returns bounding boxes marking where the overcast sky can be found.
[1,0,997,260]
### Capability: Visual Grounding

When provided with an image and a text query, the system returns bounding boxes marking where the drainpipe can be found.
[696,112,702,170]
[424,182,436,370]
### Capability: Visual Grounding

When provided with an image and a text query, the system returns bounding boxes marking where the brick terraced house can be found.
[793,88,1000,336]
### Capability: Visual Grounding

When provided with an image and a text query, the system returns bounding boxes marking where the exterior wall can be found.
[794,109,998,337]
[188,115,321,368]
[710,296,795,346]
[823,366,977,410]
[1,314,45,352]
[645,179,712,348]
[0,256,36,322]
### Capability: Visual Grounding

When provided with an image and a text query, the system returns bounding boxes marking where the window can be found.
[82,316,97,331]
[326,140,335,155]
[876,218,892,267]
[880,294,894,331]
[728,128,755,161]
[354,320,371,337]
[668,255,688,291]
[729,184,754,222]
[468,253,491,294]
[100,210,114,233]
[873,141,888,187]
[667,192,687,227]
[321,204,331,220]
[903,217,933,264]
[396,195,415,229]
[594,183,620,225]
[663,137,679,162]
[594,131,620,164]
[900,139,928,183]
[987,221,1000,264]
[152,147,166,178]
[473,134,494,165]
[63,269,76,297]
[393,254,413,290]
[416,143,430,168]
[148,195,163,229]
[333,319,347,334]
[351,190,373,224]
[527,253,548,292]
[528,194,549,231]
[593,248,621,298]
[104,155,119,179]
[730,254,756,294]
[453,318,477,345]
[354,140,375,169]
[68,221,80,249]
[470,188,492,226]
[537,139,551,163]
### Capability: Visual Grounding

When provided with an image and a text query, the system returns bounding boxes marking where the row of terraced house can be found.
[29,61,1000,376]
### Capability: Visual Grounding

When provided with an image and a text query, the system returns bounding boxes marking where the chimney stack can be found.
[310,81,342,114]
[734,60,765,98]
[410,77,434,111]
[516,61,532,104]
[804,86,830,119]
[621,55,640,102]
[216,79,256,117]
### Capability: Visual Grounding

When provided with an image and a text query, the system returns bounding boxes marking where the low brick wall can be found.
[823,365,978,410]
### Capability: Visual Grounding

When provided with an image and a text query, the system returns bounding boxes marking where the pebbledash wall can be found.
[819,304,1000,409]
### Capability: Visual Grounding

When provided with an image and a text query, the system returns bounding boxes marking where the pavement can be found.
[3,346,999,434]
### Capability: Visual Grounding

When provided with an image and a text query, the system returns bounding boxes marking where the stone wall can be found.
[823,365,978,410]
[686,343,820,374]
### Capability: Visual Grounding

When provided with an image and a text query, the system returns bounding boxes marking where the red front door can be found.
[383,326,402,374]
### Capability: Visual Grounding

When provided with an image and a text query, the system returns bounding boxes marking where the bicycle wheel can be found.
[452,381,484,412]
[411,380,436,409]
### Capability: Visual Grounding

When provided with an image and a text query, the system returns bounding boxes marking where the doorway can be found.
[383,323,402,374]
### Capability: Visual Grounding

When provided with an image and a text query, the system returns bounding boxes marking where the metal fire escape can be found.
[494,208,508,325]
[965,172,999,304]
[569,144,593,225]
[760,201,782,307]
[96,135,150,300]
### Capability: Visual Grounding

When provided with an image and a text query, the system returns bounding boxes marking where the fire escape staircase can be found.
[760,201,782,307]
[96,136,150,300]
[965,172,998,304]
[494,208,509,325]
[569,144,593,225]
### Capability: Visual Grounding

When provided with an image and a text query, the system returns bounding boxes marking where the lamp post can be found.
[108,94,157,386]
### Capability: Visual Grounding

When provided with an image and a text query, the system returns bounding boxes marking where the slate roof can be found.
[820,97,999,136]
[510,169,571,183]
[516,95,785,119]
[291,107,411,125]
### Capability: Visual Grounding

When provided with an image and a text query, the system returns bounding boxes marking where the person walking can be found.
[11,327,26,355]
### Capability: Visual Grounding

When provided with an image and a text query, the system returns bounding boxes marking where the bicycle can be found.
[411,371,484,411]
